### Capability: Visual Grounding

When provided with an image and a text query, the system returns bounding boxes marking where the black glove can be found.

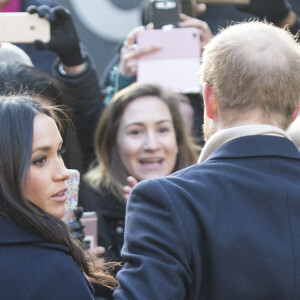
[68,206,85,242]
[27,5,85,66]
[235,0,292,25]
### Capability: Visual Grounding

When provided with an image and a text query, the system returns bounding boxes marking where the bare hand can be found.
[119,24,161,77]
[179,13,213,53]
[123,176,138,201]
[87,246,105,257]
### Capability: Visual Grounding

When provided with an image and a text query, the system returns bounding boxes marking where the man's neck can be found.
[216,109,285,132]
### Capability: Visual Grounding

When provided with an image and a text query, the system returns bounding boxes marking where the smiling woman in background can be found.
[83,82,199,264]
[0,95,117,300]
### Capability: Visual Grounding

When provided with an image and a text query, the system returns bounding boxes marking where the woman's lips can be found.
[51,188,68,202]
[139,158,164,170]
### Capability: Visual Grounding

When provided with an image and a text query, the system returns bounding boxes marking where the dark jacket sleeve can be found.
[114,178,193,300]
[53,54,104,171]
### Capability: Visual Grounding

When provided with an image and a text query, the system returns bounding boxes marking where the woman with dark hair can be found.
[0,62,102,219]
[0,95,117,299]
[0,62,82,170]
[83,82,200,264]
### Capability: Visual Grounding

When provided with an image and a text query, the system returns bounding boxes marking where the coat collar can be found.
[205,135,300,162]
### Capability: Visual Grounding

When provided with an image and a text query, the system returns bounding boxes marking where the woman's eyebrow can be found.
[32,140,63,154]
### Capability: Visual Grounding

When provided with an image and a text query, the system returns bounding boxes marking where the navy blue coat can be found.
[0,217,94,299]
[115,135,300,300]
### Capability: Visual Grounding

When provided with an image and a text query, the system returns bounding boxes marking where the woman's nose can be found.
[143,132,160,150]
[53,159,71,181]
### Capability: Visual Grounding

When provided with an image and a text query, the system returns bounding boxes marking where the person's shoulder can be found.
[29,242,75,272]
[29,242,94,299]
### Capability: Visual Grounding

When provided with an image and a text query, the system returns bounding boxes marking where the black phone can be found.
[151,0,179,29]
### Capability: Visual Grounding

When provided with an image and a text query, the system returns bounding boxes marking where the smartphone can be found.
[81,212,98,249]
[198,0,250,4]
[137,27,201,94]
[0,12,50,43]
[63,169,80,224]
[151,0,179,29]
[180,0,196,17]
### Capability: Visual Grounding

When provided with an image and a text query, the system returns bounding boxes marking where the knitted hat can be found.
[0,42,33,66]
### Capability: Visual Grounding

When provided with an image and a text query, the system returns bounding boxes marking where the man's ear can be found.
[203,82,218,119]
[291,102,300,123]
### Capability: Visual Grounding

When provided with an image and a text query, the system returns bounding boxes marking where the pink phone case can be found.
[137,27,201,93]
[81,212,98,249]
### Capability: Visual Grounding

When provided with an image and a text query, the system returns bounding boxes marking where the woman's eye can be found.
[158,127,170,133]
[129,129,142,135]
[57,147,66,157]
[32,156,47,166]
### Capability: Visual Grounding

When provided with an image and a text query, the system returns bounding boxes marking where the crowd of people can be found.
[1,0,300,299]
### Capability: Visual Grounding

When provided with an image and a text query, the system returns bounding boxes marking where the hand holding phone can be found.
[27,5,85,66]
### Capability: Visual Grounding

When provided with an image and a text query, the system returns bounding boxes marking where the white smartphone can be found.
[63,169,80,224]
[137,27,201,94]
[0,12,50,43]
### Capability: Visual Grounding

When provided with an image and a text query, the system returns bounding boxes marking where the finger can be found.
[34,40,47,50]
[127,176,138,188]
[179,12,191,22]
[122,44,161,60]
[180,18,209,31]
[123,186,132,202]
[35,5,51,18]
[126,26,146,45]
[145,22,154,30]
[26,5,38,14]
[135,45,161,58]
[88,246,106,257]
[195,3,206,16]
[52,5,71,21]
[124,185,132,193]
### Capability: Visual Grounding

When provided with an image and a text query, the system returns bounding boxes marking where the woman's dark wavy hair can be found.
[0,95,117,289]
[0,62,82,172]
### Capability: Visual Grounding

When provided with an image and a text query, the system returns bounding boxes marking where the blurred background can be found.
[55,0,145,77]
[55,0,300,78]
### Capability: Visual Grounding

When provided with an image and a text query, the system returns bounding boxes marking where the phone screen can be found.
[151,0,179,29]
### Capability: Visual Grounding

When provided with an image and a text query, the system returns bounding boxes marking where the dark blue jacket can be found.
[0,217,94,299]
[115,135,300,300]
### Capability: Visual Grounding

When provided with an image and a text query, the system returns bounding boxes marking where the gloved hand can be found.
[235,0,292,25]
[27,5,85,66]
[68,206,85,242]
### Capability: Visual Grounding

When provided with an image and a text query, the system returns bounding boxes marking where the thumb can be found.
[195,3,206,16]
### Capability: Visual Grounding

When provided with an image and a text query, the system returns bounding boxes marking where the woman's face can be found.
[116,96,178,181]
[23,114,70,218]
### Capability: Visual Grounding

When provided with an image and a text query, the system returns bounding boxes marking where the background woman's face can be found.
[23,114,70,218]
[116,96,178,181]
